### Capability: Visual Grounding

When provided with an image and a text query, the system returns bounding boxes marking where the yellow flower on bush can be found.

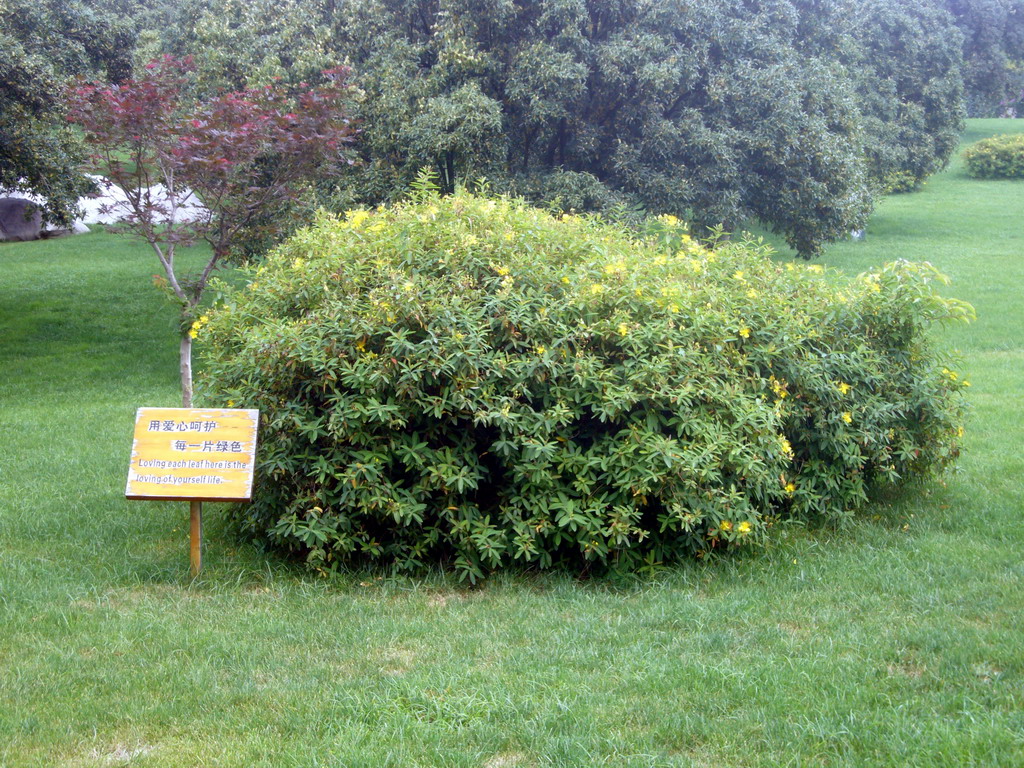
[345,209,370,229]
[658,214,680,227]
[733,270,745,282]
[785,482,796,495]
[836,381,851,395]
[292,257,305,269]
[535,345,546,355]
[746,289,758,299]
[809,264,824,274]
[738,521,752,534]
[590,283,604,295]
[842,411,853,424]
[720,520,733,532]
[779,436,794,459]
[617,323,629,337]
[189,314,210,340]
[739,326,751,339]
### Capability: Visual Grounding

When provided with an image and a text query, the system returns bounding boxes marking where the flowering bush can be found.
[879,170,921,195]
[199,190,973,581]
[962,134,1024,179]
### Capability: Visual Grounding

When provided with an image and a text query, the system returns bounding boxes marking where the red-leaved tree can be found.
[66,56,356,406]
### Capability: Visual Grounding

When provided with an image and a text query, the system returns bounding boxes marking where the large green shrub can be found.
[962,133,1024,178]
[199,190,973,581]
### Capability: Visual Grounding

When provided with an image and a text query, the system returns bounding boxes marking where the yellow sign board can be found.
[125,407,259,502]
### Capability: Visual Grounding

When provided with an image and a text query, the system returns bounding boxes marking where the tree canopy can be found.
[942,0,1024,116]
[328,0,879,255]
[794,0,965,193]
[0,0,133,222]
[7,0,996,252]
[322,0,962,253]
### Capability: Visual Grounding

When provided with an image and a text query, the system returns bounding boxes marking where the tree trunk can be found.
[180,331,193,408]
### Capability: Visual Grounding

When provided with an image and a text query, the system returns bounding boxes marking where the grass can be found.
[1,119,1022,767]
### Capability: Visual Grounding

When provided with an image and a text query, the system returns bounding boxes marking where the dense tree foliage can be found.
[124,0,982,254]
[161,0,337,94]
[0,0,133,222]
[855,0,965,190]
[943,0,1024,116]
[335,0,877,256]
[795,0,965,192]
[14,0,1008,252]
[159,0,975,254]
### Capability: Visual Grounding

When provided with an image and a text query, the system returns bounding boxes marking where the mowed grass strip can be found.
[1,120,1022,767]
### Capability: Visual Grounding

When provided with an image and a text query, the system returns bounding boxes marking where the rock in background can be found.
[0,198,43,242]
[1,175,208,242]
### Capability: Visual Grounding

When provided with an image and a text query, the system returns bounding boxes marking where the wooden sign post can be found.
[126,407,259,576]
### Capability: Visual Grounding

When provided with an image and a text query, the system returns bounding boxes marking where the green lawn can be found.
[1,119,1022,767]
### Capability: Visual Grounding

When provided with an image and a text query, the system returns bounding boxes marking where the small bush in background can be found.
[879,170,922,195]
[962,134,1024,179]
[199,190,973,582]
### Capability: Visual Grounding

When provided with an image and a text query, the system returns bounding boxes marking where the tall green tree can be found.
[0,0,133,223]
[942,0,1024,116]
[333,0,871,256]
[161,0,966,254]
[857,0,964,190]
[795,0,966,192]
[162,0,337,94]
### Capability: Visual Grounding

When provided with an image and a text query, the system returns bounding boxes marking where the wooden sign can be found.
[125,407,259,502]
